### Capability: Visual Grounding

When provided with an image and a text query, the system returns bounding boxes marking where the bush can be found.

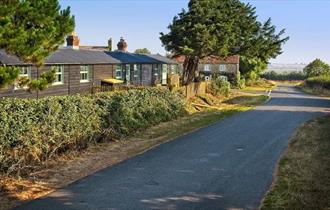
[303,59,330,78]
[261,71,307,81]
[207,77,231,97]
[0,88,185,174]
[237,77,246,89]
[305,75,330,90]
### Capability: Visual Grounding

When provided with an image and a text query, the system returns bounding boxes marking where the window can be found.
[219,75,228,81]
[204,64,211,72]
[153,64,160,76]
[15,66,31,90]
[171,65,178,74]
[80,65,91,83]
[52,66,64,85]
[133,64,140,78]
[115,65,122,79]
[219,64,227,72]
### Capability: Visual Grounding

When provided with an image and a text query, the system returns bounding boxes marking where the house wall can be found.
[0,64,115,99]
[198,63,239,83]
[198,63,238,74]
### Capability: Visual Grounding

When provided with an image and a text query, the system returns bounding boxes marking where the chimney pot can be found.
[66,32,80,50]
[117,37,128,52]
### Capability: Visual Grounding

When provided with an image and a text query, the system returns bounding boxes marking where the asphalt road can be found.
[16,85,330,210]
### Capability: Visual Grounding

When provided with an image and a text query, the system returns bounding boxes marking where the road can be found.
[16,85,330,210]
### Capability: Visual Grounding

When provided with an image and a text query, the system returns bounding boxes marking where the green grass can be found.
[244,79,277,92]
[135,94,269,144]
[301,85,330,97]
[261,115,330,210]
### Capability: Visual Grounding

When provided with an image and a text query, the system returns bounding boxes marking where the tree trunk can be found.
[183,56,199,85]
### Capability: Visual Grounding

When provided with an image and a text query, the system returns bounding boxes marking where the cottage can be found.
[102,38,178,86]
[173,55,240,83]
[0,35,178,98]
[0,35,120,98]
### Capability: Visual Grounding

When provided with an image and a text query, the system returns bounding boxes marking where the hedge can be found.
[305,75,330,89]
[0,88,185,174]
[261,71,307,81]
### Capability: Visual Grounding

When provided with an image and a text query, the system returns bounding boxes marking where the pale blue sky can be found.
[59,0,330,64]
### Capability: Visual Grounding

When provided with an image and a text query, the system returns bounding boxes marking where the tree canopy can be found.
[0,0,75,89]
[303,59,330,78]
[160,0,289,83]
[134,48,151,54]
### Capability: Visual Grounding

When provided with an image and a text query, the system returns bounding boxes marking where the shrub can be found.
[0,88,185,174]
[236,77,246,89]
[94,88,185,136]
[207,77,231,97]
[303,59,330,78]
[305,75,330,90]
[261,71,307,81]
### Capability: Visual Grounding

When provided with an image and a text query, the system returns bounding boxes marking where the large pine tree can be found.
[160,0,288,84]
[0,0,75,89]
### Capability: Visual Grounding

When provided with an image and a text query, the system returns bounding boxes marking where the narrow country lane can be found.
[15,85,330,210]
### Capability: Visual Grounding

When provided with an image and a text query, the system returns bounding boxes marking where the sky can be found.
[59,0,330,64]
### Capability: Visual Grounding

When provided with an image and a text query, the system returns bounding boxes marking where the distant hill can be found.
[266,63,307,73]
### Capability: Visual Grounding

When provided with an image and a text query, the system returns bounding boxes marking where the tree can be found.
[0,0,75,90]
[160,0,288,84]
[240,18,289,79]
[134,48,151,54]
[303,59,330,78]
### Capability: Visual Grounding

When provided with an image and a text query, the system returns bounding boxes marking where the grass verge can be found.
[300,85,330,97]
[261,115,330,210]
[244,79,277,92]
[0,92,268,210]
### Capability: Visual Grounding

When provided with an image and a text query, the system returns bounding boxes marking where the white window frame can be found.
[133,64,140,78]
[15,66,31,90]
[115,65,123,79]
[80,65,91,83]
[204,64,211,72]
[171,65,178,74]
[52,66,64,85]
[219,64,227,72]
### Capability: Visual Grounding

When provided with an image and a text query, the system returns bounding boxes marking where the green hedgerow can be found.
[0,87,185,174]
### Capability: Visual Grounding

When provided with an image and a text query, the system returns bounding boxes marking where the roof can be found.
[79,46,108,51]
[106,51,165,64]
[0,49,25,65]
[0,48,177,66]
[146,54,178,64]
[45,48,121,64]
[173,55,240,64]
[0,48,121,65]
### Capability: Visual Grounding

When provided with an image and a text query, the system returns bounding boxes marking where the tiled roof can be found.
[173,55,240,64]
[0,48,177,66]
[0,48,121,65]
[0,49,25,65]
[45,48,121,64]
[106,51,161,64]
[146,54,178,64]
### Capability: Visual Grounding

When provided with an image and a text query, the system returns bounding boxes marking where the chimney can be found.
[108,38,113,51]
[117,37,128,52]
[66,32,80,50]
